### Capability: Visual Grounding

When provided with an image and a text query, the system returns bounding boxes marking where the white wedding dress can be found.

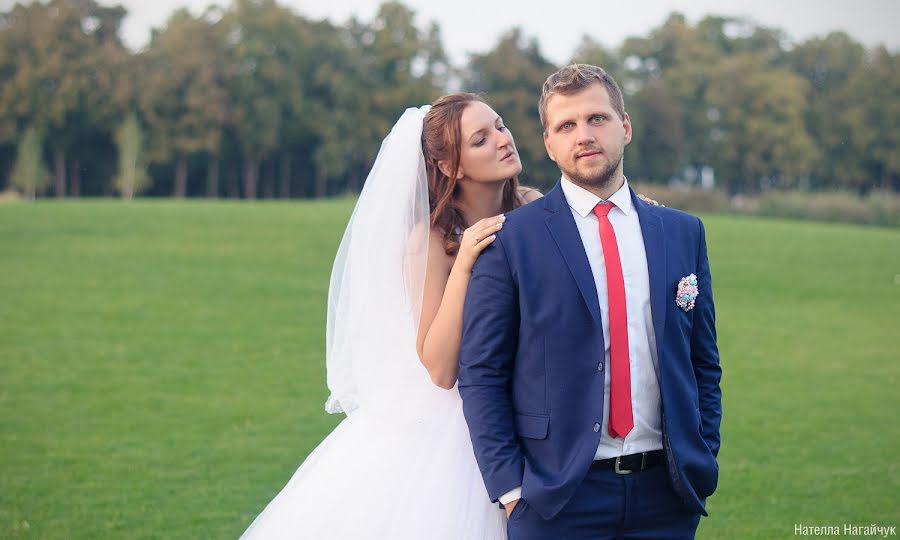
[239,107,507,540]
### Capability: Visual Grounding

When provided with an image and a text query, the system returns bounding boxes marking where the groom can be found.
[458,63,722,539]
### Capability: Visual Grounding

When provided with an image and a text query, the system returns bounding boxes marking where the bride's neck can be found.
[455,180,506,226]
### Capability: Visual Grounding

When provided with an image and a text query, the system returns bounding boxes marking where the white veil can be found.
[324,106,432,415]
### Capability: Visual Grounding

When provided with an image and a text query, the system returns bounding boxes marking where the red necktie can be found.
[593,202,633,439]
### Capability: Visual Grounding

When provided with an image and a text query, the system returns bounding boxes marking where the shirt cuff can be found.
[499,486,522,505]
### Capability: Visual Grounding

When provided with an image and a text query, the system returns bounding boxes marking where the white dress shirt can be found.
[500,176,662,505]
[560,176,663,459]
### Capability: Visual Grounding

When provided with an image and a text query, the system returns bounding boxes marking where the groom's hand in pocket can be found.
[504,499,520,519]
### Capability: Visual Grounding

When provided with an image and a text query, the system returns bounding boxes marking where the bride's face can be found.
[455,102,522,183]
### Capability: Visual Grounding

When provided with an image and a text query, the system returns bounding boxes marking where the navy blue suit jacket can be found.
[458,182,722,520]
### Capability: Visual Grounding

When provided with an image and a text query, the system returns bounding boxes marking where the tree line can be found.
[1,0,897,199]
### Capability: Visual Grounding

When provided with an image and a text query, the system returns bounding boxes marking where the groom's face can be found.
[542,83,632,188]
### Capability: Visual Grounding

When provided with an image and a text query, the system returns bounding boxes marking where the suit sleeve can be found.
[692,218,722,457]
[457,234,523,502]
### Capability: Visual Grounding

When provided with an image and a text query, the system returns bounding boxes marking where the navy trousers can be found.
[506,465,702,539]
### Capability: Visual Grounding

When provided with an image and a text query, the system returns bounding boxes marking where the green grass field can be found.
[1,199,898,539]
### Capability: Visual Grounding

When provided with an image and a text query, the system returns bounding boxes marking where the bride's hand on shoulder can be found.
[456,214,506,272]
[637,193,663,207]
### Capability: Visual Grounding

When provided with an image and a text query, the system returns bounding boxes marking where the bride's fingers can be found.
[466,214,506,250]
[638,193,661,206]
[472,216,505,233]
[473,234,497,250]
[471,221,504,243]
[480,221,503,238]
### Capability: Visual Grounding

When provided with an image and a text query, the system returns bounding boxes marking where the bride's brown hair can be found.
[422,93,522,255]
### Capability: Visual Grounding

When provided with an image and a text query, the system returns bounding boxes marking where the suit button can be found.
[598,362,604,372]
[593,423,601,432]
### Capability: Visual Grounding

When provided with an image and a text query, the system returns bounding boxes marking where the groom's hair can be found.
[539,64,626,130]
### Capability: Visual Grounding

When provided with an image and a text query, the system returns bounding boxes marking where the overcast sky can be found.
[92,0,899,65]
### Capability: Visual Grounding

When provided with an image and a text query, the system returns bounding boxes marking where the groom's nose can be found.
[575,123,597,145]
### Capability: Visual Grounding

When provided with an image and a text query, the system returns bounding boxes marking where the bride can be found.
[238,93,540,539]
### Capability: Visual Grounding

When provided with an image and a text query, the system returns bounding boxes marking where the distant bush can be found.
[0,189,23,203]
[632,184,732,214]
[754,190,899,228]
[631,184,899,228]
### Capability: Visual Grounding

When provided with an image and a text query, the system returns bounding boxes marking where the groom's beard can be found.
[563,150,624,193]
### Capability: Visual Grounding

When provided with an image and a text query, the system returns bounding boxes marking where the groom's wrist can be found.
[499,486,522,505]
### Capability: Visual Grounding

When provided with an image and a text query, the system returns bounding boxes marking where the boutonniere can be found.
[676,274,699,311]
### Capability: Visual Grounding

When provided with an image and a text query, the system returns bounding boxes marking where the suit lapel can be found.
[631,189,667,358]
[543,184,603,331]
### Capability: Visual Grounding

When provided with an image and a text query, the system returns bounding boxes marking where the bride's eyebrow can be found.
[468,128,486,142]
[468,116,504,142]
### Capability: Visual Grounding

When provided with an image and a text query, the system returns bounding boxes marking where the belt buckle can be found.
[613,453,647,475]
[614,456,632,475]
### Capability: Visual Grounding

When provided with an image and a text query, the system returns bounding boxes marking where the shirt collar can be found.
[559,175,633,218]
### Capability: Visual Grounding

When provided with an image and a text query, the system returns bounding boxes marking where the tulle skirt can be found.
[239,383,507,539]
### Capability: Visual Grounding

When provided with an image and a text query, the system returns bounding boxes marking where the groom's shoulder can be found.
[658,205,701,226]
[642,203,707,248]
[643,199,704,230]
[501,198,547,230]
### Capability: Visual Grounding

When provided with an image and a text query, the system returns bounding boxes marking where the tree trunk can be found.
[53,146,66,198]
[279,154,292,199]
[357,168,364,192]
[226,166,238,198]
[243,158,259,199]
[346,167,355,193]
[262,159,274,199]
[315,170,327,198]
[173,156,188,198]
[69,159,80,197]
[206,156,219,198]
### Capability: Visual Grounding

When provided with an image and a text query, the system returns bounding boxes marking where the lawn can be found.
[1,199,898,539]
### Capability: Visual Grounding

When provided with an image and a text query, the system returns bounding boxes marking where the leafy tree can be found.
[219,0,306,199]
[626,81,685,183]
[787,32,867,189]
[619,14,722,181]
[10,125,49,200]
[113,111,150,200]
[705,53,819,194]
[278,17,347,198]
[1,1,896,197]
[140,8,228,198]
[311,2,444,196]
[0,0,129,197]
[841,46,900,192]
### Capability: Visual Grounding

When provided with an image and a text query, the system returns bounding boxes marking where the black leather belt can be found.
[592,450,665,474]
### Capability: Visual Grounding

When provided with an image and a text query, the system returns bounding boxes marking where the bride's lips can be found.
[501,151,515,162]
